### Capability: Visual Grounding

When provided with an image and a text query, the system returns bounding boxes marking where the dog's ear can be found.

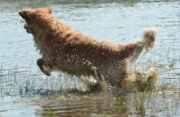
[48,8,52,14]
[19,9,33,20]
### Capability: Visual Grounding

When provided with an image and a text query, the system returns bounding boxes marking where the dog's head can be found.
[19,8,52,21]
[19,8,52,33]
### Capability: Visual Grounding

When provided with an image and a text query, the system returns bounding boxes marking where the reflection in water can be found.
[36,94,132,117]
[34,87,180,117]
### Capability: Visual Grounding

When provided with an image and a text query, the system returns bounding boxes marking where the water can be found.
[0,0,180,117]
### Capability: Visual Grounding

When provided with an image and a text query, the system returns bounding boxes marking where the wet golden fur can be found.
[19,8,156,88]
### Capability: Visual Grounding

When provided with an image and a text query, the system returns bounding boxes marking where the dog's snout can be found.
[24,23,28,29]
[24,23,30,33]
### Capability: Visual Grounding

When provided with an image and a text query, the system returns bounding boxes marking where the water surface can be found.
[0,0,180,117]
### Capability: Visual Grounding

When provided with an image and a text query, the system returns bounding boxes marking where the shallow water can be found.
[0,0,180,117]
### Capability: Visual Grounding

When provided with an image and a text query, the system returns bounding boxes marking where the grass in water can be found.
[1,54,180,117]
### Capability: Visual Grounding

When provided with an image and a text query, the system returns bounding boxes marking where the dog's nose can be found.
[24,23,30,33]
[24,23,28,29]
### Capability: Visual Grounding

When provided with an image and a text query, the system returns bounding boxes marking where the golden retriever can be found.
[19,8,156,90]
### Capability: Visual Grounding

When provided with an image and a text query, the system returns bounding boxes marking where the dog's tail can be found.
[129,28,157,63]
[140,28,157,50]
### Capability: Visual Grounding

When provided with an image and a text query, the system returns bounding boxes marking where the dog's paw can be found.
[41,65,51,76]
[45,73,51,76]
[37,58,52,76]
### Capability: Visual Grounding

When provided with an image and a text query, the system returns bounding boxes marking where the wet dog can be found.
[19,8,156,90]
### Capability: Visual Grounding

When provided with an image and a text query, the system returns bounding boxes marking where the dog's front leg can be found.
[37,58,51,76]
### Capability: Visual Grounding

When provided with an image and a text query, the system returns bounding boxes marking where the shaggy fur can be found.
[19,8,157,88]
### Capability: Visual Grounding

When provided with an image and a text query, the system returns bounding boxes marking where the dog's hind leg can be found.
[37,58,51,76]
[87,69,104,92]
